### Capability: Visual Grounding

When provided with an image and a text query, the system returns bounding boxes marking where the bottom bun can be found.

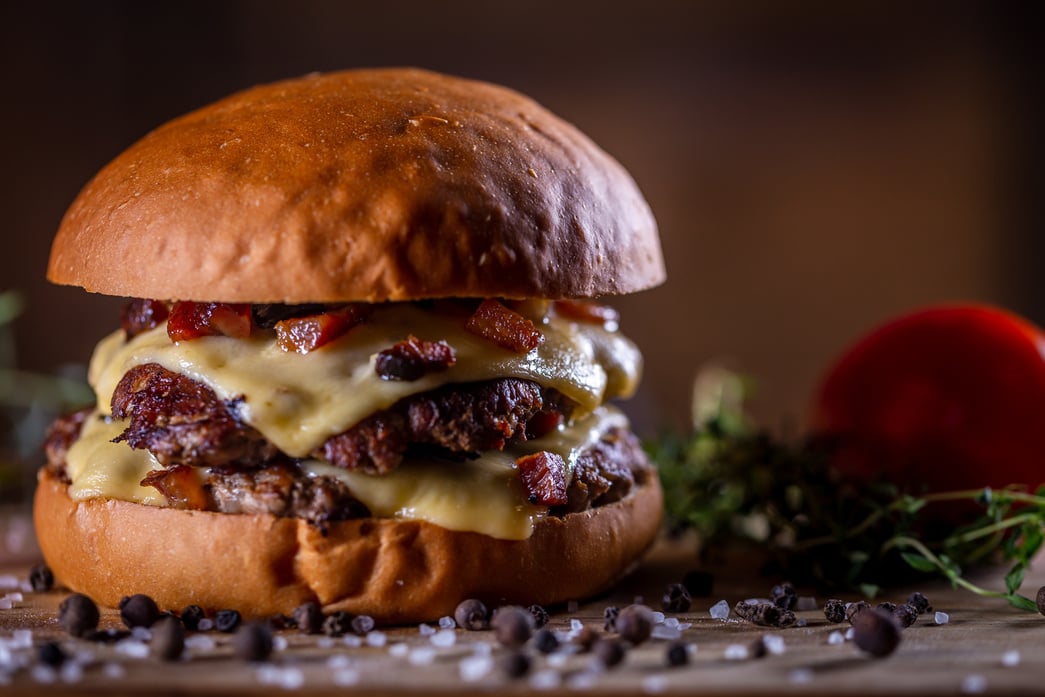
[33,468,663,623]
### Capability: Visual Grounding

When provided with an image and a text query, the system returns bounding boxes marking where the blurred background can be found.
[0,2,1040,519]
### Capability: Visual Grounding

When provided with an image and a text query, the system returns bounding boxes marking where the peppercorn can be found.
[29,564,54,592]
[1038,586,1045,616]
[824,599,846,624]
[602,606,619,632]
[324,611,353,637]
[907,592,933,615]
[665,641,688,667]
[846,600,871,624]
[662,583,692,613]
[748,636,768,659]
[293,602,324,634]
[594,638,626,668]
[491,606,534,648]
[501,651,531,678]
[875,602,897,613]
[534,628,559,654]
[38,641,66,667]
[151,616,185,661]
[893,604,918,629]
[58,593,100,637]
[351,615,375,636]
[180,605,206,631]
[770,582,797,611]
[234,622,274,662]
[120,594,161,628]
[682,570,713,597]
[454,598,489,631]
[734,600,794,628]
[852,609,902,658]
[573,625,598,653]
[527,604,550,629]
[215,609,242,633]
[615,604,654,645]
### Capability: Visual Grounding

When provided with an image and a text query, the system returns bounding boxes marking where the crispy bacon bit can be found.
[275,305,368,354]
[525,410,564,440]
[121,299,170,339]
[465,299,545,353]
[167,302,252,342]
[375,335,457,381]
[516,451,568,506]
[141,465,209,510]
[552,300,620,330]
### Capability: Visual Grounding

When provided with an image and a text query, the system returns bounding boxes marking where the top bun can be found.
[48,68,664,303]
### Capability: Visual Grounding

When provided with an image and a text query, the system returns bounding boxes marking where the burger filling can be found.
[44,299,653,540]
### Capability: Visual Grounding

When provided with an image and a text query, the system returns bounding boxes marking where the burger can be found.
[35,68,666,623]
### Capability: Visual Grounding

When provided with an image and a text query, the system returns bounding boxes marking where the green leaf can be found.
[900,553,937,573]
[1005,563,1026,595]
[859,583,881,599]
[1007,594,1037,613]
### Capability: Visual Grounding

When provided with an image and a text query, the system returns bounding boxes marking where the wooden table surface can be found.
[1,536,1043,696]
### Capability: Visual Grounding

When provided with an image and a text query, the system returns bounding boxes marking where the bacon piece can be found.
[465,299,544,353]
[141,465,209,510]
[121,299,170,339]
[525,410,564,440]
[516,450,568,506]
[167,302,252,342]
[275,305,368,354]
[375,335,456,381]
[552,300,620,331]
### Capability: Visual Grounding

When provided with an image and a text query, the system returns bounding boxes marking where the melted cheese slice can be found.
[64,407,629,540]
[88,305,641,458]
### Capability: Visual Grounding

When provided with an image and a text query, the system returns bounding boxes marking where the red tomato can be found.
[810,304,1045,496]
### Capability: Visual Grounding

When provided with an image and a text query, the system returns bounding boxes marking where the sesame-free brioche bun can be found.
[34,468,663,622]
[47,68,663,303]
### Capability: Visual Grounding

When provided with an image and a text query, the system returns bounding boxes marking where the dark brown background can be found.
[0,1,1040,455]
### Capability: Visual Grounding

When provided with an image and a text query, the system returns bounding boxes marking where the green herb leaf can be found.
[900,553,937,574]
[1007,594,1037,612]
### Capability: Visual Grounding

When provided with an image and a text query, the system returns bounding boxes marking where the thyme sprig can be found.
[651,367,1045,611]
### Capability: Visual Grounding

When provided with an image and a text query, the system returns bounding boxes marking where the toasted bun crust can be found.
[34,468,662,623]
[48,68,663,303]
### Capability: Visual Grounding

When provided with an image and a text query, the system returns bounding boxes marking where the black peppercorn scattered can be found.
[662,583,692,613]
[534,628,559,654]
[665,641,689,667]
[907,592,933,615]
[180,605,206,632]
[324,611,353,637]
[120,594,161,628]
[215,609,242,633]
[734,600,795,628]
[682,570,713,597]
[58,593,100,637]
[151,616,185,661]
[454,598,489,631]
[602,606,619,632]
[351,614,375,636]
[501,651,531,679]
[875,601,897,614]
[846,600,871,624]
[1037,587,1045,616]
[770,582,797,611]
[29,564,54,593]
[594,638,626,668]
[852,608,902,658]
[573,625,597,653]
[748,636,768,659]
[491,606,534,648]
[293,602,324,634]
[234,622,274,662]
[527,604,550,629]
[893,604,918,629]
[268,614,294,631]
[824,599,846,624]
[38,641,66,667]
[615,604,654,645]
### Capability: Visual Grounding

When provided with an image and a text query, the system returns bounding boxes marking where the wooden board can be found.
[1,537,1043,696]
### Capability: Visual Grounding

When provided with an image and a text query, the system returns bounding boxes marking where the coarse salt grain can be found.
[827,631,845,646]
[257,666,305,690]
[723,644,748,660]
[316,637,335,649]
[763,634,786,655]
[664,617,680,629]
[197,618,215,632]
[1001,650,1020,667]
[471,642,492,657]
[844,627,855,640]
[0,575,18,590]
[326,655,352,669]
[795,619,808,628]
[651,611,666,625]
[459,655,493,682]
[103,662,126,679]
[12,630,32,648]
[548,652,569,668]
[651,625,681,641]
[960,674,987,694]
[408,647,436,666]
[570,619,584,632]
[430,629,456,648]
[935,612,950,625]
[438,616,456,629]
[131,627,151,641]
[342,635,362,648]
[389,643,410,658]
[5,593,22,604]
[567,670,599,690]
[789,668,813,684]
[333,668,360,686]
[529,669,562,690]
[31,664,57,684]
[0,599,11,611]
[709,600,730,620]
[366,632,387,648]
[272,636,288,652]
[418,623,435,637]
[115,640,149,659]
[185,635,216,651]
[642,675,669,694]
[60,661,84,684]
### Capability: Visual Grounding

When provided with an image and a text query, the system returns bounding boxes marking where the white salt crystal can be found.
[60,661,84,683]
[651,611,666,625]
[316,637,335,649]
[723,644,748,660]
[272,636,288,652]
[796,596,818,611]
[651,625,681,641]
[709,600,730,620]
[388,643,410,658]
[103,662,126,679]
[438,615,456,629]
[795,618,808,628]
[197,618,215,632]
[365,631,387,648]
[12,629,32,648]
[408,647,436,666]
[763,634,786,655]
[1001,650,1021,667]
[115,640,149,659]
[642,675,669,694]
[827,631,845,645]
[687,643,699,656]
[31,664,57,684]
[844,627,855,640]
[471,641,492,657]
[278,668,305,690]
[185,635,217,651]
[547,652,569,668]
[664,617,680,629]
[789,668,813,684]
[529,669,562,690]
[935,611,950,625]
[431,629,456,648]
[458,655,493,682]
[332,668,359,686]
[6,592,22,603]
[677,622,692,631]
[570,619,584,632]
[418,623,436,637]
[326,655,352,669]
[342,635,362,648]
[567,670,599,690]
[0,575,19,590]
[72,649,95,664]
[960,674,987,694]
[0,599,11,611]
[131,627,151,641]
